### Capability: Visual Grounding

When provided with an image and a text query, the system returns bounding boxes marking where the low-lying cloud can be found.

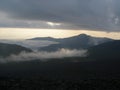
[0,40,58,50]
[0,49,87,63]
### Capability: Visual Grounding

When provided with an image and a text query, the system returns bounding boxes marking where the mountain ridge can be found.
[37,34,113,51]
[30,34,113,42]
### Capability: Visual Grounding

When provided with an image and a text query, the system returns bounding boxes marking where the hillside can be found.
[0,43,32,57]
[88,40,120,60]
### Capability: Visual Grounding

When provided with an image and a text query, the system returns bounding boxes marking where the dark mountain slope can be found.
[0,43,32,57]
[88,40,120,60]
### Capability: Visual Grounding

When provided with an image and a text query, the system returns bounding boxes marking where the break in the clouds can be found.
[0,0,120,31]
[0,49,87,63]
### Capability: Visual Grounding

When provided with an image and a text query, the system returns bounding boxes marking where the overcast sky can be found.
[0,0,120,31]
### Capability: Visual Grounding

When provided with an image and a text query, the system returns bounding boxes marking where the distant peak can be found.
[77,34,90,38]
[45,37,54,39]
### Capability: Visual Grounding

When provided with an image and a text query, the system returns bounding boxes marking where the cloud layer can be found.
[0,49,87,63]
[0,0,120,31]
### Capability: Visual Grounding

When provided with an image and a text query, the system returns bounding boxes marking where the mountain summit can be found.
[38,34,113,51]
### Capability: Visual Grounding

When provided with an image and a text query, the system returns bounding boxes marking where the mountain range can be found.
[0,34,120,84]
[0,34,115,57]
[34,34,113,51]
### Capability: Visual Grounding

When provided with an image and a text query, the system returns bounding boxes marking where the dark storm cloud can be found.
[0,0,120,31]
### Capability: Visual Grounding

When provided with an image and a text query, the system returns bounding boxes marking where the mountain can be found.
[88,40,120,61]
[0,43,32,57]
[30,37,59,42]
[38,34,113,51]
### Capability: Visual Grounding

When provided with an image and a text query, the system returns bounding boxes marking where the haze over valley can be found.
[0,34,114,62]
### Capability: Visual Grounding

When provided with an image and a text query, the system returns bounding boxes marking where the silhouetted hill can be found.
[0,43,32,57]
[39,34,113,51]
[30,37,59,42]
[88,40,120,60]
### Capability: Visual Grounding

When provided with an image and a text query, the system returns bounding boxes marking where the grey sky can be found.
[0,0,120,31]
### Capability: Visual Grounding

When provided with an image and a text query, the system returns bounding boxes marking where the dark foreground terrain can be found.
[0,76,120,90]
[0,57,120,90]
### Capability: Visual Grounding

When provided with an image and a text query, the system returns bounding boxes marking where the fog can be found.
[0,40,58,50]
[0,49,87,63]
